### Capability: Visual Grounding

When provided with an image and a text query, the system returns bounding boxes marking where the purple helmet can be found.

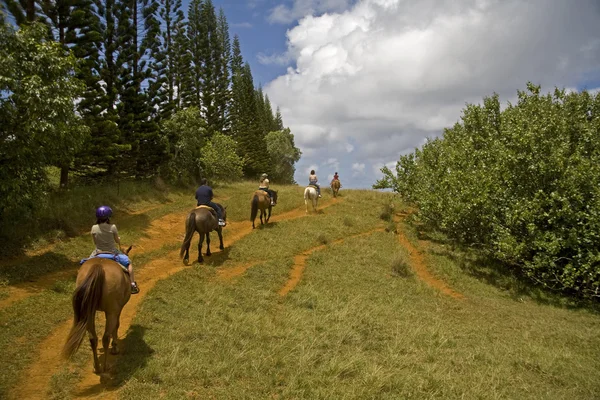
[96,206,113,219]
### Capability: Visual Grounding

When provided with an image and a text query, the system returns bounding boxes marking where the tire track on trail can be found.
[279,227,385,297]
[394,213,464,299]
[9,197,343,400]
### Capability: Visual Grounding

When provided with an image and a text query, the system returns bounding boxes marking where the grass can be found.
[1,182,599,399]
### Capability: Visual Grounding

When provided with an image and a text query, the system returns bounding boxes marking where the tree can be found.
[200,133,244,182]
[274,106,284,130]
[265,128,301,184]
[0,23,88,222]
[215,7,231,133]
[161,107,206,182]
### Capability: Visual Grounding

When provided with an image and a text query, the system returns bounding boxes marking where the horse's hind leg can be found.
[267,206,272,223]
[88,319,101,374]
[198,233,204,263]
[110,310,122,355]
[205,232,211,256]
[102,311,118,373]
[260,209,264,225]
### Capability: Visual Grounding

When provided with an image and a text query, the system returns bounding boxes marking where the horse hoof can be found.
[206,252,211,257]
[111,347,119,355]
[183,258,189,266]
[219,246,224,250]
[198,259,204,264]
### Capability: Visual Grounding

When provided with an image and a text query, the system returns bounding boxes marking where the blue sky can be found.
[182,0,600,189]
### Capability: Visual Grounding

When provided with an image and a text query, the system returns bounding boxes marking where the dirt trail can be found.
[9,197,343,400]
[394,214,464,299]
[279,227,385,297]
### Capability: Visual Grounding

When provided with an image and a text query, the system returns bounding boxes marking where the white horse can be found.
[304,186,319,213]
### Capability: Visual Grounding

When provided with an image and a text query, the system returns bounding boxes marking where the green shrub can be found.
[375,83,600,298]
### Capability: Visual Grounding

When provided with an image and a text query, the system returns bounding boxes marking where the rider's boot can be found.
[131,282,140,294]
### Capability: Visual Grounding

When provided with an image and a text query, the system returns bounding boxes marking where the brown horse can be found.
[331,179,341,197]
[251,189,278,229]
[180,203,227,264]
[62,246,133,375]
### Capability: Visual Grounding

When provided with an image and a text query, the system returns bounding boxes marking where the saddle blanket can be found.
[196,205,215,212]
[79,253,130,273]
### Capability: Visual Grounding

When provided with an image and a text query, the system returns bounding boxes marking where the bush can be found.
[375,83,600,298]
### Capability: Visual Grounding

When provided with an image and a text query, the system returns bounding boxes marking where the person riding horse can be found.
[259,173,276,206]
[89,205,139,294]
[195,178,226,226]
[309,170,322,198]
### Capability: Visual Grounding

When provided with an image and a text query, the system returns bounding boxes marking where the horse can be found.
[331,179,341,197]
[251,190,278,229]
[62,245,133,375]
[180,203,227,264]
[304,186,319,213]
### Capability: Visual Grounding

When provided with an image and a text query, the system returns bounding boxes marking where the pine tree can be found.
[264,94,276,132]
[255,85,266,135]
[236,62,267,178]
[215,7,231,133]
[186,0,203,108]
[229,34,244,140]
[172,4,190,108]
[275,106,284,130]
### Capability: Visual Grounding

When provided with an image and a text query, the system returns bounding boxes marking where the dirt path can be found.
[279,227,385,297]
[394,214,464,299]
[9,198,343,400]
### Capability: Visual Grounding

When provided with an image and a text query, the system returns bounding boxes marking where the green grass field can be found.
[0,182,599,399]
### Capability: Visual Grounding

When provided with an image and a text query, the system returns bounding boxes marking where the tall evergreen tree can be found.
[236,62,267,178]
[172,6,191,109]
[275,106,284,130]
[264,94,276,132]
[186,0,203,109]
[229,34,244,140]
[215,7,231,133]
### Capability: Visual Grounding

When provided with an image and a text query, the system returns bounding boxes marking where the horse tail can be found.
[180,212,196,258]
[62,263,104,359]
[250,194,259,222]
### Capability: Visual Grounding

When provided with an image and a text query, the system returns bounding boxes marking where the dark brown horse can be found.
[331,179,341,197]
[251,190,278,229]
[180,203,227,264]
[62,246,133,375]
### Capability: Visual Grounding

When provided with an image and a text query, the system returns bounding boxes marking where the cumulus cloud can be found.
[268,0,353,24]
[352,162,365,176]
[265,0,600,188]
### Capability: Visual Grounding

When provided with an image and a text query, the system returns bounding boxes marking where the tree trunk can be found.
[60,164,69,188]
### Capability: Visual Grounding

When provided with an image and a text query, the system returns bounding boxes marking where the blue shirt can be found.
[195,185,213,205]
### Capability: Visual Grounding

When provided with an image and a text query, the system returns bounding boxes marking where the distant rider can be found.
[259,173,276,206]
[90,206,140,294]
[309,169,322,198]
[195,178,226,226]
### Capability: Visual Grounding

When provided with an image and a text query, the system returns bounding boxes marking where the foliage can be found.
[200,133,244,182]
[265,128,302,184]
[160,107,206,182]
[0,23,88,223]
[375,83,600,298]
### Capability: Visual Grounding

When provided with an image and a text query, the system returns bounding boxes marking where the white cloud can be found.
[258,51,293,66]
[352,162,365,176]
[265,0,600,188]
[268,0,353,24]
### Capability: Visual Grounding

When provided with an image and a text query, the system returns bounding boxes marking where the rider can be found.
[333,172,340,181]
[91,206,140,294]
[309,169,322,198]
[259,173,276,206]
[195,178,226,226]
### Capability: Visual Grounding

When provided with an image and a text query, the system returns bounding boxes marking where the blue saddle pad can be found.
[80,253,130,273]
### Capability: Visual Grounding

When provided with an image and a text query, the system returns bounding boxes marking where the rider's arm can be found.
[209,187,214,200]
[112,225,123,252]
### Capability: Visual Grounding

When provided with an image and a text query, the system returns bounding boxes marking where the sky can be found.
[204,0,600,188]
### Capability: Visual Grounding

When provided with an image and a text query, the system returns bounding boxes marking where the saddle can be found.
[308,184,319,190]
[79,253,130,274]
[196,204,215,212]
